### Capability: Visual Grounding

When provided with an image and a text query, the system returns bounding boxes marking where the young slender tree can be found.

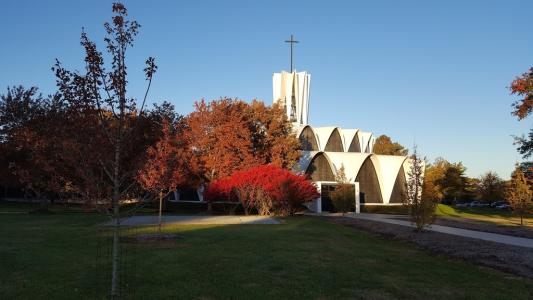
[330,163,354,213]
[137,118,200,232]
[403,146,435,231]
[52,3,157,298]
[507,165,533,226]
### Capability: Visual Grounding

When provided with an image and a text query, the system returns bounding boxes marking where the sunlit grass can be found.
[436,204,533,226]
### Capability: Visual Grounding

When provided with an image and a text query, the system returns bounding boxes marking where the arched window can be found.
[299,126,319,151]
[355,158,383,203]
[324,128,343,152]
[305,153,335,181]
[347,134,361,152]
[389,166,407,204]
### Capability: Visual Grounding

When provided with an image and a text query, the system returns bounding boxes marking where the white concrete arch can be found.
[296,151,322,174]
[326,152,371,183]
[359,132,374,153]
[297,151,337,178]
[368,135,376,153]
[366,154,386,203]
[340,128,360,152]
[313,126,344,151]
[295,125,308,137]
[296,125,319,151]
[372,155,408,204]
[298,151,412,205]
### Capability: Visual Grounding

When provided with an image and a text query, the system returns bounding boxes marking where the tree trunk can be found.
[110,121,122,299]
[110,206,120,299]
[159,190,163,233]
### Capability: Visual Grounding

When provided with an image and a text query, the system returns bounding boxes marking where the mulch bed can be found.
[433,217,533,239]
[322,216,533,279]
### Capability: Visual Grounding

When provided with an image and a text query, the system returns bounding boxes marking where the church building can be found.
[273,70,411,212]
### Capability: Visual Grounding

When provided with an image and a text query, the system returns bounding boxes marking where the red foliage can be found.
[204,165,319,215]
[510,67,533,120]
[185,98,300,182]
[137,119,201,193]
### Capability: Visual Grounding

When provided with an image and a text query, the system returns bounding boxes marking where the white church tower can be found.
[272,70,311,127]
[272,34,311,127]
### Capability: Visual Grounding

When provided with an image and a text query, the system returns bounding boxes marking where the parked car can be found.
[469,201,490,207]
[496,203,511,210]
[490,201,506,208]
[468,201,480,207]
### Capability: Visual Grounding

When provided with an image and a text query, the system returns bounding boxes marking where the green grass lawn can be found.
[436,204,533,227]
[1,206,533,299]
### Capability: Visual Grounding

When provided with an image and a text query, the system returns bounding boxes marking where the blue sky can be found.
[2,0,533,179]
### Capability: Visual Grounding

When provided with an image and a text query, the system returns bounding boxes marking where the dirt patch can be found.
[122,233,189,249]
[322,216,533,279]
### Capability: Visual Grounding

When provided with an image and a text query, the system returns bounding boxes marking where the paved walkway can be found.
[348,213,533,249]
[105,215,281,226]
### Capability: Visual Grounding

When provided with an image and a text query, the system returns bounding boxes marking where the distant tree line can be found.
[372,135,508,203]
[423,158,506,203]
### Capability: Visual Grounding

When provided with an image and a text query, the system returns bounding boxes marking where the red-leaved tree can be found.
[510,67,533,120]
[204,165,319,216]
[137,118,201,231]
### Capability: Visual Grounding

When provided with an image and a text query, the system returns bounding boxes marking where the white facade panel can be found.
[272,71,311,127]
[373,155,408,204]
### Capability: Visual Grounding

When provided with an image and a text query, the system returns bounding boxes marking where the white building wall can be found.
[298,151,411,206]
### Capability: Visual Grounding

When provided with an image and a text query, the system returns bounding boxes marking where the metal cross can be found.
[285,34,299,72]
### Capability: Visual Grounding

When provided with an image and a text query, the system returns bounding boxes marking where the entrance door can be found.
[320,185,335,212]
[321,184,359,212]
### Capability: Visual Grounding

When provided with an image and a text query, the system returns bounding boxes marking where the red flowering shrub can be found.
[204,165,319,215]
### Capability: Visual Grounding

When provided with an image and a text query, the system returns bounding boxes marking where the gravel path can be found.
[352,213,533,248]
[434,217,533,239]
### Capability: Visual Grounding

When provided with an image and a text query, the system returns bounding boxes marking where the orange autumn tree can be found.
[510,67,533,158]
[246,100,301,168]
[185,98,300,182]
[137,118,201,231]
[510,67,533,120]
